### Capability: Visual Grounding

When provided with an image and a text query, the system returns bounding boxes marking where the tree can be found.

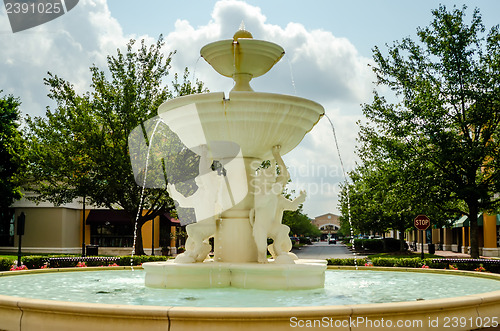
[359,5,500,258]
[25,36,207,255]
[339,153,456,251]
[257,161,321,238]
[282,207,321,238]
[0,91,25,209]
[0,91,26,245]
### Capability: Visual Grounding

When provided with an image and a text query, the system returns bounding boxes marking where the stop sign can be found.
[414,215,430,230]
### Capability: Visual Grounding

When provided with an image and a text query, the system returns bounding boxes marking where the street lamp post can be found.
[82,196,86,257]
[17,212,25,267]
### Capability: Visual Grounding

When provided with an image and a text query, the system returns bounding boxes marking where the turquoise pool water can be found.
[0,269,499,307]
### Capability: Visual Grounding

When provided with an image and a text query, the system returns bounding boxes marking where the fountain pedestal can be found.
[143,260,327,290]
[214,217,257,262]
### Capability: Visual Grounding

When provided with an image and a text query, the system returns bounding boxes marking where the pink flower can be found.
[364,262,373,267]
[76,261,87,268]
[421,265,429,269]
[10,265,28,271]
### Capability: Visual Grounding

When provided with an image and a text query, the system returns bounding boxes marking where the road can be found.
[294,241,362,260]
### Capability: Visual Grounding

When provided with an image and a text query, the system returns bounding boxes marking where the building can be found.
[0,192,181,256]
[405,213,500,257]
[312,213,341,240]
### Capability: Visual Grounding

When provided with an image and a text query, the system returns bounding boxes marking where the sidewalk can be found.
[423,249,499,259]
[433,250,472,258]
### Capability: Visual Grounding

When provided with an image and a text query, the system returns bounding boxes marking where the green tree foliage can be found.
[25,36,207,255]
[349,5,500,258]
[258,161,320,238]
[282,208,321,238]
[339,156,456,251]
[281,189,321,238]
[0,91,25,209]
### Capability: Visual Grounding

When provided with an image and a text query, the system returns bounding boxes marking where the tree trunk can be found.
[467,201,480,259]
[134,220,146,256]
[399,230,405,252]
[398,216,405,252]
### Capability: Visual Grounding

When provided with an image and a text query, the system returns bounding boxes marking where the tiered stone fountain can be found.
[142,28,326,289]
[1,28,499,331]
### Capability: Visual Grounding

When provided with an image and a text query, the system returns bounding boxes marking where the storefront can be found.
[406,213,499,257]
[0,194,181,256]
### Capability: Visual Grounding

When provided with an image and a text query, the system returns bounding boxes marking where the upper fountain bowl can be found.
[200,30,285,91]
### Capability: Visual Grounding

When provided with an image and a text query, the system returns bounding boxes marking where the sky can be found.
[2,0,500,218]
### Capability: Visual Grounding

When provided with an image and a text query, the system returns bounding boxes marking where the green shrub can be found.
[352,239,364,250]
[459,262,481,271]
[299,237,312,245]
[364,239,384,251]
[371,257,425,268]
[383,238,408,252]
[0,257,15,271]
[341,256,499,273]
[353,238,408,253]
[371,257,399,267]
[451,261,500,273]
[426,259,500,273]
[117,255,168,266]
[22,256,49,269]
[424,259,447,269]
[394,258,422,268]
[485,264,500,273]
[327,258,366,266]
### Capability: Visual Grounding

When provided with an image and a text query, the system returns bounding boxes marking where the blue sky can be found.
[106,0,500,58]
[2,0,500,217]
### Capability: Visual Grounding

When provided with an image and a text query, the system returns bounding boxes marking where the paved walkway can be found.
[294,241,361,260]
[432,250,472,258]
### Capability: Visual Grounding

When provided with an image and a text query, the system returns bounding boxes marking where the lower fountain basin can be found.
[142,259,327,290]
[0,267,499,331]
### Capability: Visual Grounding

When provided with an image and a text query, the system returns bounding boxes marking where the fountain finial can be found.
[233,20,253,40]
[201,26,284,91]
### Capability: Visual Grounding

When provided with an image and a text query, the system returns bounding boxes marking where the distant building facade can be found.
[312,213,341,240]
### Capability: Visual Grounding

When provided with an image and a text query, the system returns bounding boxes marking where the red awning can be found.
[163,213,180,224]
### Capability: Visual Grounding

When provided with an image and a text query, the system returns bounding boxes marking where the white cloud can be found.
[0,0,129,118]
[162,1,374,105]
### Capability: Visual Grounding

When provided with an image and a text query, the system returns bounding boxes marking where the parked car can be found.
[328,238,336,245]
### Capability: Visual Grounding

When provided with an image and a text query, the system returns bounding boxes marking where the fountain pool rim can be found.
[1,266,499,331]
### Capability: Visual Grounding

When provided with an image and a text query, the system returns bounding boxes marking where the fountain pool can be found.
[0,269,500,307]
[4,27,499,331]
[0,267,499,330]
